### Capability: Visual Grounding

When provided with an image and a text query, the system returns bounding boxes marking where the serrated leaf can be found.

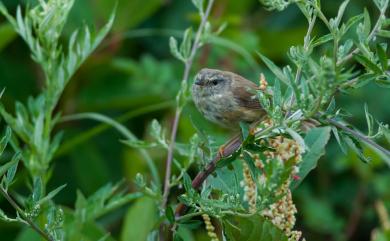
[223,214,288,241]
[291,127,331,189]
[257,52,289,84]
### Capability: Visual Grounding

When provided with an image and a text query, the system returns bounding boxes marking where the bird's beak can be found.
[194,77,204,86]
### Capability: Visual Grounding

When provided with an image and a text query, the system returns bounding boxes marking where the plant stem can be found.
[161,0,215,210]
[175,125,274,217]
[57,101,173,157]
[0,187,53,241]
[326,118,390,157]
[337,4,388,66]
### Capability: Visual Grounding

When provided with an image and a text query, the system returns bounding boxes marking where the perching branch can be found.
[175,125,274,217]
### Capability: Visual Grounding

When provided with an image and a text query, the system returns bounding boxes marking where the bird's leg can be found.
[218,132,242,158]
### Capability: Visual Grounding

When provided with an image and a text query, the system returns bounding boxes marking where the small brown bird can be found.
[192,68,267,129]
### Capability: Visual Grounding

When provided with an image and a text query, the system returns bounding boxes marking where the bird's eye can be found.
[211,78,223,86]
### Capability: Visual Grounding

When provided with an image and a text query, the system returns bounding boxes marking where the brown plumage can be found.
[192,68,267,128]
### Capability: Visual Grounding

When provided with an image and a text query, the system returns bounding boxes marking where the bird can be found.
[192,68,268,129]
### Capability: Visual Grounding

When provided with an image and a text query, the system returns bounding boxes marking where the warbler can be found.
[192,68,268,129]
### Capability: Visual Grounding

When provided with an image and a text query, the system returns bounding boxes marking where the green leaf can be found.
[0,152,19,177]
[0,127,12,156]
[257,52,289,84]
[121,139,159,149]
[180,28,193,59]
[38,184,67,205]
[344,135,371,163]
[121,197,158,241]
[169,36,184,62]
[191,0,204,12]
[335,0,350,26]
[291,127,331,189]
[376,44,388,70]
[2,152,20,189]
[343,14,364,34]
[165,206,175,224]
[354,54,382,74]
[239,122,250,141]
[182,172,193,194]
[378,30,390,38]
[363,8,371,37]
[375,75,390,88]
[312,34,333,48]
[223,214,288,241]
[332,127,347,154]
[272,78,282,107]
[32,177,43,203]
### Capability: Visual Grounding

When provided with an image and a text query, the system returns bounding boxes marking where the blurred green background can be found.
[0,0,389,240]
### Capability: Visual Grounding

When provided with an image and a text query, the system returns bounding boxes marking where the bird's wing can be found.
[231,75,262,110]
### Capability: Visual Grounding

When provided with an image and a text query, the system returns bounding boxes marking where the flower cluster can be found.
[260,136,304,240]
[202,214,219,241]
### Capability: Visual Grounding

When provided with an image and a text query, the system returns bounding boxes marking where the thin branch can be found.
[161,0,215,210]
[326,118,390,157]
[0,187,53,241]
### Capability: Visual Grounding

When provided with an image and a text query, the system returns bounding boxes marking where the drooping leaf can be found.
[291,127,331,189]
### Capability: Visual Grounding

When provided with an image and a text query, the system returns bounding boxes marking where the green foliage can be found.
[291,127,331,189]
[121,197,158,241]
[0,0,389,240]
[223,214,288,241]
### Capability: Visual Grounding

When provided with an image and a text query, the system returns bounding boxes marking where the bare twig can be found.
[0,187,53,241]
[161,0,215,210]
